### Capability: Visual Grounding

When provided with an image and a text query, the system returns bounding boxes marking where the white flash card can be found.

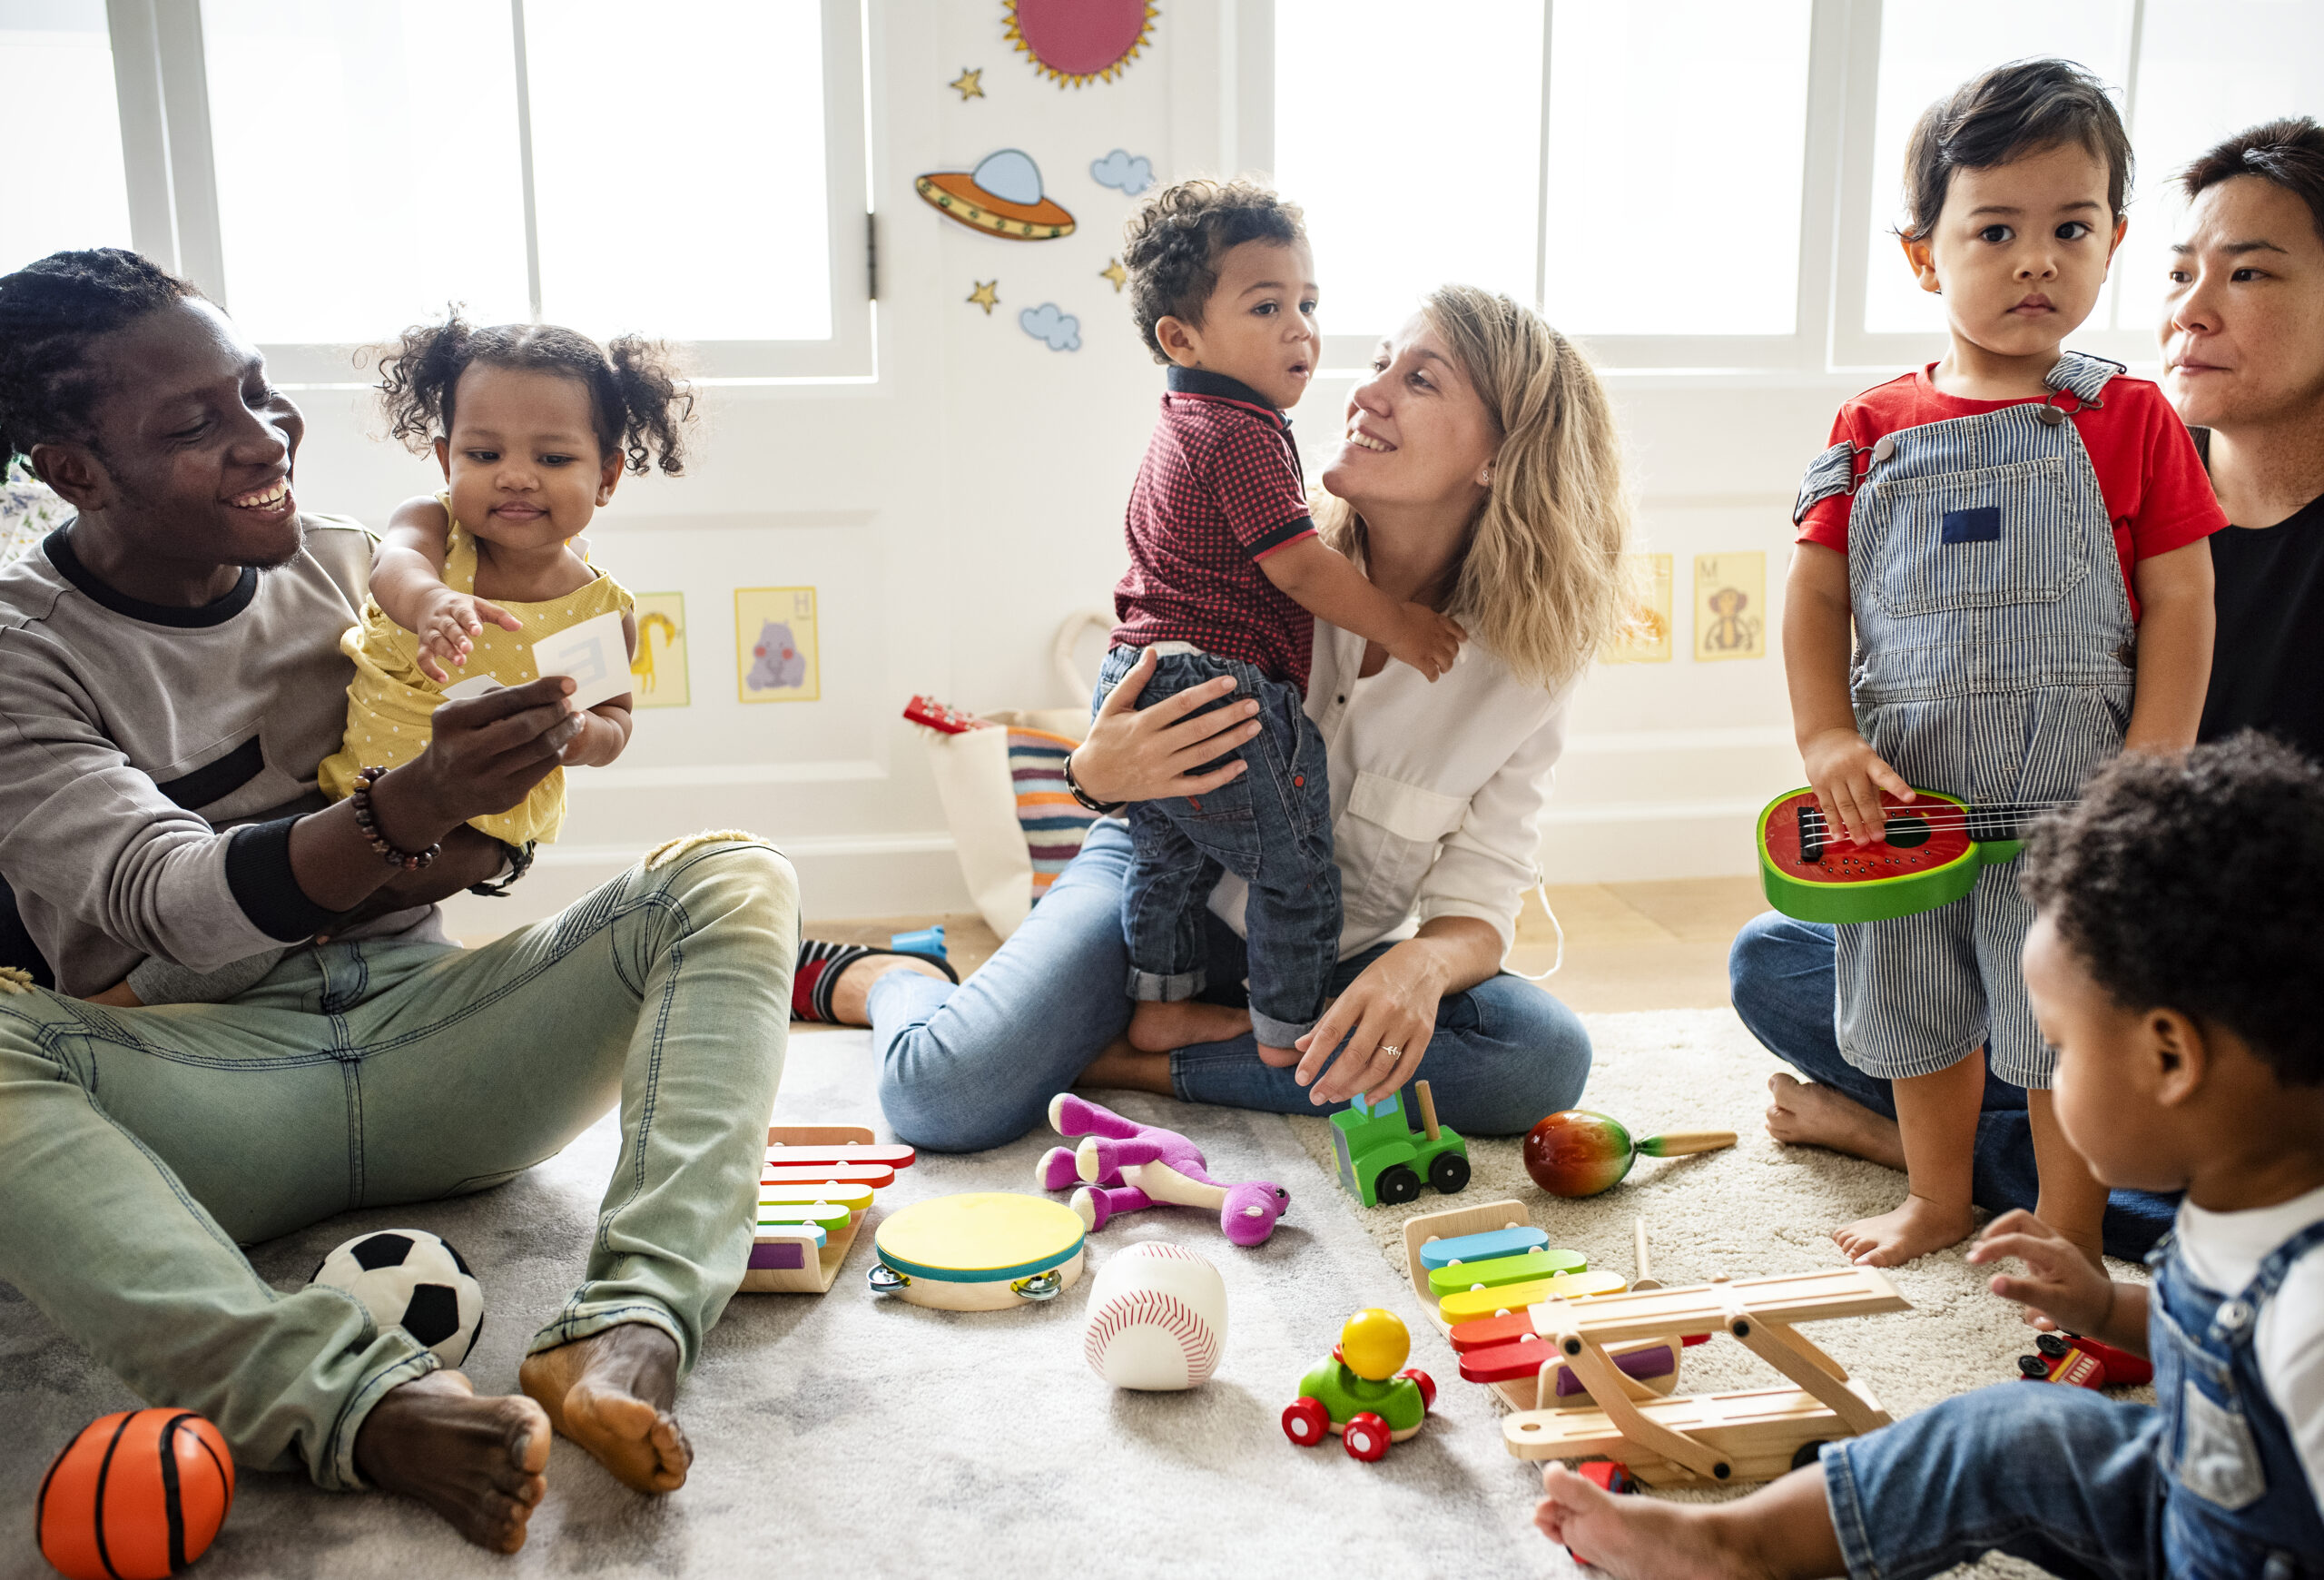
[532,609,633,710]
[439,674,508,701]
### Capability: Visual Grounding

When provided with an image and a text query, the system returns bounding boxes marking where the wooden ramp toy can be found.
[1497,1269,1909,1486]
[742,1125,912,1294]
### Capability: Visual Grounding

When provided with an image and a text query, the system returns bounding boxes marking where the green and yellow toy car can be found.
[1328,1080,1470,1207]
[1282,1308,1436,1462]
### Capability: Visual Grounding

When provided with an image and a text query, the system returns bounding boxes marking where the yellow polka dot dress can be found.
[318,511,633,845]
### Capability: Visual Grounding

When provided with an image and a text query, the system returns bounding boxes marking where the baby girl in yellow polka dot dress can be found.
[318,312,696,850]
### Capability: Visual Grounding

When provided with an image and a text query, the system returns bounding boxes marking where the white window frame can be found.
[1253,0,2167,377]
[101,0,872,385]
[1828,0,2160,372]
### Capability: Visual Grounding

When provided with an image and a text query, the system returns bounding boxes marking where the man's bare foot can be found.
[1533,1464,1741,1579]
[518,1323,690,1494]
[1766,1073,1907,1171]
[1834,1191,1975,1267]
[354,1369,550,1553]
[825,953,950,1027]
[1127,999,1253,1052]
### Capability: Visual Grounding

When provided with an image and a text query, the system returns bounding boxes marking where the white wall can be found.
[278,2,1868,935]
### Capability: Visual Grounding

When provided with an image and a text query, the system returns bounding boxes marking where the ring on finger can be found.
[1376,1042,1403,1060]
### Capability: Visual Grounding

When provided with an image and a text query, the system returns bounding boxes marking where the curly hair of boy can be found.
[2021,733,2324,1086]
[1121,179,1305,363]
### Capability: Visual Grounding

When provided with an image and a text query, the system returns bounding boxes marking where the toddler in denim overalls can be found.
[1777,59,2221,1269]
[1533,737,2324,1578]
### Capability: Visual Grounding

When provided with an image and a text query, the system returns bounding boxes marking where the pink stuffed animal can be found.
[1037,1093,1289,1247]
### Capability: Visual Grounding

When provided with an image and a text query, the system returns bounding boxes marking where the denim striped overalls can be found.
[1792,352,2135,1087]
[2146,1220,2324,1578]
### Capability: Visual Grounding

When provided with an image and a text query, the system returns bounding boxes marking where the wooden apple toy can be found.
[1522,1111,1737,1198]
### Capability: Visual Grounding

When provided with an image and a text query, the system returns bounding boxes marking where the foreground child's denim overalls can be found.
[1791,352,2135,1089]
[1822,1220,2324,1579]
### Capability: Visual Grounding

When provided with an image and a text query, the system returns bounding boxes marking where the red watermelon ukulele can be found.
[1756,786,2064,923]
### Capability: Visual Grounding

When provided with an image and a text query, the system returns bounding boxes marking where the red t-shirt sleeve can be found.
[1795,406,1861,554]
[2122,382,2229,560]
[1207,417,1315,561]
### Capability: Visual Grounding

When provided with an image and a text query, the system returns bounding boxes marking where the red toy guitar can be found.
[903,694,985,735]
[1756,786,2074,924]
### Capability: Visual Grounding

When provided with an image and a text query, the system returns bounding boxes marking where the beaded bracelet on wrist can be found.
[350,765,441,871]
[1062,750,1127,815]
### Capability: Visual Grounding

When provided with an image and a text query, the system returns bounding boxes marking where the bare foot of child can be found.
[353,1369,551,1552]
[2033,1194,2109,1277]
[1126,999,1253,1052]
[1533,1464,1738,1579]
[1834,1191,1975,1267]
[1765,1073,1907,1170]
[518,1323,690,1494]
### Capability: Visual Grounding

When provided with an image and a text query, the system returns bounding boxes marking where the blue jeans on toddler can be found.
[1096,644,1339,1049]
[1820,1220,2324,1579]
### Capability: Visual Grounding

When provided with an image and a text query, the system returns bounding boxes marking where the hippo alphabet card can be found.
[736,587,820,704]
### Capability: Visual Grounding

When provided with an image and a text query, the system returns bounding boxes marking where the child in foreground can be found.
[1094,179,1463,1063]
[1536,734,2324,1579]
[1786,59,2221,1268]
[317,314,693,853]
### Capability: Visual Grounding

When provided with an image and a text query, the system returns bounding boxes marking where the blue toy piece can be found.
[1418,1225,1550,1271]
[891,925,948,960]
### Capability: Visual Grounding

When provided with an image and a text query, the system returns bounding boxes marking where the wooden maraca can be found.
[1521,1110,1737,1198]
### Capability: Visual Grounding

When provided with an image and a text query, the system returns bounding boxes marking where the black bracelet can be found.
[1062,749,1127,815]
[350,765,442,871]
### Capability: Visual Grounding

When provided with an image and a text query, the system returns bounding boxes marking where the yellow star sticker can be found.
[967,280,1000,315]
[950,67,983,101]
[1099,258,1128,293]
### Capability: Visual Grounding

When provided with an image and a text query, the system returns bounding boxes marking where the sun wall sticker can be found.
[1004,0,1157,88]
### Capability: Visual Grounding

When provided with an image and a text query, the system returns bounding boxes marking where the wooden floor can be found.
[806,875,1768,1015]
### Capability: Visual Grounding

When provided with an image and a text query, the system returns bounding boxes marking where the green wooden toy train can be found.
[1329,1079,1470,1208]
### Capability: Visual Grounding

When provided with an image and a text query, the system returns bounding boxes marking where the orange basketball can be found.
[37,1409,235,1579]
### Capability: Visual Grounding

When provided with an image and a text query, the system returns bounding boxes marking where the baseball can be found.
[1081,1242,1228,1390]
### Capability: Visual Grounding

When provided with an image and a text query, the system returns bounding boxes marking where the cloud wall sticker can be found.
[1089,149,1154,194]
[1019,302,1081,351]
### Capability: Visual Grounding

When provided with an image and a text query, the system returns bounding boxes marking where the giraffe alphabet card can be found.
[735,587,820,704]
[1600,553,1673,665]
[629,592,690,708]
[1693,552,1768,662]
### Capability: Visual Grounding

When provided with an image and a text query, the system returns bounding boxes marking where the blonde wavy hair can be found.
[1315,284,1631,691]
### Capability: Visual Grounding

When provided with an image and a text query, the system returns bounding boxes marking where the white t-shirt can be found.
[2172,1182,2324,1510]
[1210,621,1573,961]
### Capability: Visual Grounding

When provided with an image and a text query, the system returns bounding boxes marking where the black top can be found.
[2195,437,2324,760]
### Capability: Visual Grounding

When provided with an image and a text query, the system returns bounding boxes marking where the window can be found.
[1274,0,1822,368]
[1838,0,2324,365]
[22,0,868,381]
[0,0,133,268]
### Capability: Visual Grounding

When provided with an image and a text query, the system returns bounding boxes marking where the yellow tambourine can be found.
[869,1192,1088,1310]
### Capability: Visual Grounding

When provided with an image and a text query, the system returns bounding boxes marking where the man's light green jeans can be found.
[0,836,795,1490]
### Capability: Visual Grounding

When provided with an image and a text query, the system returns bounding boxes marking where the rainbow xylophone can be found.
[743,1126,918,1294]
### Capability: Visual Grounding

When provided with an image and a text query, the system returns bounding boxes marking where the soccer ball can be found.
[309,1229,485,1368]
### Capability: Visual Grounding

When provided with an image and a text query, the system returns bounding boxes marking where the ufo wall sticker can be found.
[1005,0,1157,88]
[915,148,1077,241]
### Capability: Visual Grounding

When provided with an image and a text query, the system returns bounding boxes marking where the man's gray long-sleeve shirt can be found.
[0,518,440,997]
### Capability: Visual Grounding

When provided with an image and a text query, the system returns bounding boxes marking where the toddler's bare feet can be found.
[1533,1465,1738,1579]
[354,1369,550,1553]
[1834,1191,1975,1267]
[1256,1042,1301,1067]
[1127,999,1254,1052]
[1766,1073,1906,1170]
[518,1323,690,1494]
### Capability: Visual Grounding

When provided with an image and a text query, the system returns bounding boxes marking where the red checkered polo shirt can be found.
[1110,366,1319,687]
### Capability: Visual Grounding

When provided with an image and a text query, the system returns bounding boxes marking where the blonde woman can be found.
[832,286,1630,1150]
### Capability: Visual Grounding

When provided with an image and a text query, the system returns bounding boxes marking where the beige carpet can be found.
[0,1009,2141,1578]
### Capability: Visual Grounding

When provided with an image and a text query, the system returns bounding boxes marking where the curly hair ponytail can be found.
[369,310,694,477]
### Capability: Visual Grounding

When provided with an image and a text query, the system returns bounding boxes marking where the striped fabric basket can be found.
[1006,727,1103,905]
[917,705,1101,940]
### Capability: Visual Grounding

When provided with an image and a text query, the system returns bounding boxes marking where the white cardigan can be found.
[1211,619,1571,962]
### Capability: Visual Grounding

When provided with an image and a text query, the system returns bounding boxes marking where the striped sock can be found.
[792,941,957,1023]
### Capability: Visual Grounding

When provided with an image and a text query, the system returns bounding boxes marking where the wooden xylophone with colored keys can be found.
[743,1127,917,1294]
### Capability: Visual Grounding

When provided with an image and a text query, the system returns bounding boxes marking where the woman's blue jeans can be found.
[1728,911,2176,1261]
[872,819,1592,1152]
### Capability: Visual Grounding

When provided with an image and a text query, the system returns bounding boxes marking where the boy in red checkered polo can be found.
[1093,180,1464,1062]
